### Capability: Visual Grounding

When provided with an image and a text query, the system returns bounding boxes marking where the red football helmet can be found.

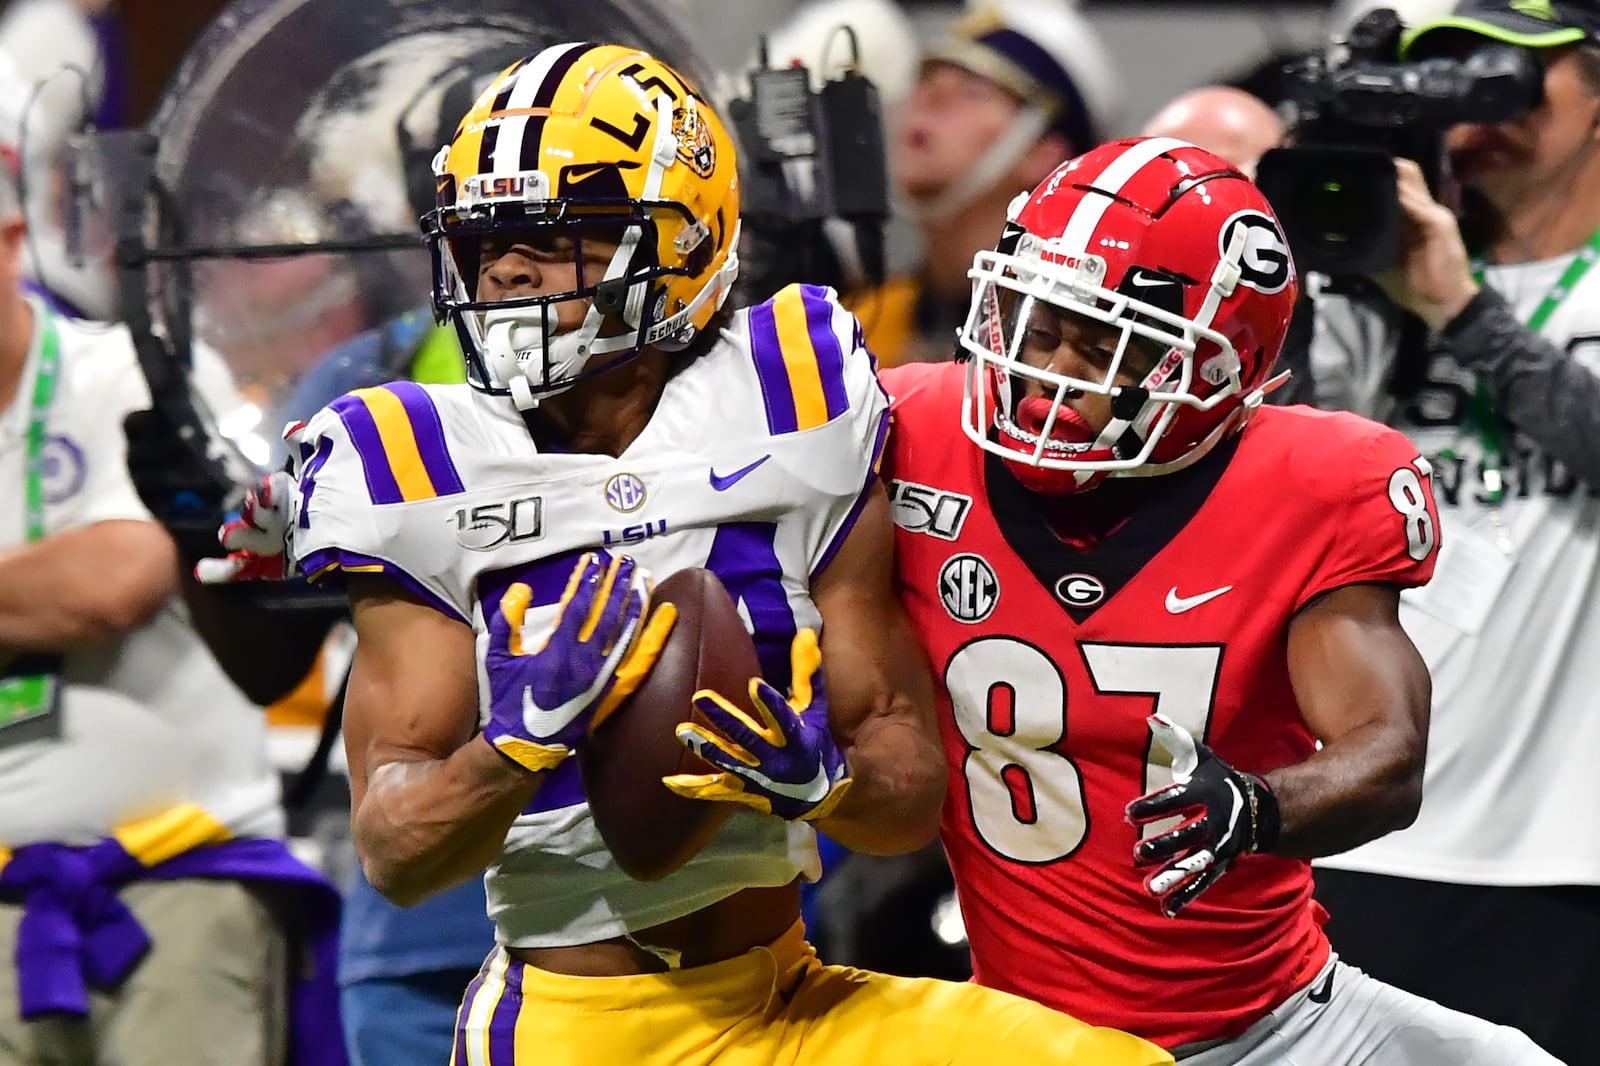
[959,136,1300,494]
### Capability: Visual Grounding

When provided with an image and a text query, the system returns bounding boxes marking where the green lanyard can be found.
[0,309,63,732]
[24,309,61,543]
[1466,226,1600,504]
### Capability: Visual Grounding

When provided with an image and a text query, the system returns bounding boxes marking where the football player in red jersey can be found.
[880,137,1563,1063]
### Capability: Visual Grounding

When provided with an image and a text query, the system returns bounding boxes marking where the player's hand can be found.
[1125,714,1280,918]
[663,629,853,822]
[482,553,676,774]
[194,470,298,584]
[1373,158,1480,332]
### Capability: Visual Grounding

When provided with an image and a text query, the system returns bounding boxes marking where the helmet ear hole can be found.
[593,278,631,317]
[1110,385,1149,422]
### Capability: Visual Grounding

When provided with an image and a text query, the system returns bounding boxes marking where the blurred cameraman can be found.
[1308,4,1600,1061]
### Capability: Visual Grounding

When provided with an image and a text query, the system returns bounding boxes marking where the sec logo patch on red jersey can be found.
[940,554,999,623]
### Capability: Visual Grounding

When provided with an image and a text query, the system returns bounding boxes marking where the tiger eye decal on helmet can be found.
[671,99,716,178]
[424,42,741,410]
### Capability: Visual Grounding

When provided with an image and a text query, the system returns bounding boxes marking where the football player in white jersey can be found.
[226,43,1169,1066]
[1309,3,1600,1062]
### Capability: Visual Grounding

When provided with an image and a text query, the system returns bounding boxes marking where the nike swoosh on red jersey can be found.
[1165,585,1234,614]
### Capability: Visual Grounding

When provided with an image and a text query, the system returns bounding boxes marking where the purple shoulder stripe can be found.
[383,381,466,496]
[746,300,800,435]
[328,394,403,505]
[798,284,851,423]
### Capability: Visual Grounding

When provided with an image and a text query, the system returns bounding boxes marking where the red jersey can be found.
[882,362,1440,1050]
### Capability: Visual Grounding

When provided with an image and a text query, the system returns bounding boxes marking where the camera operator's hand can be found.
[1374,159,1481,332]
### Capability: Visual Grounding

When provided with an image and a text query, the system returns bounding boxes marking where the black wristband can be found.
[1244,773,1282,854]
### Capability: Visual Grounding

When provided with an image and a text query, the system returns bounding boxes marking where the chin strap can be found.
[1109,382,1271,481]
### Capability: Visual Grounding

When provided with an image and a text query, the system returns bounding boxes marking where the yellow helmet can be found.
[425,42,740,407]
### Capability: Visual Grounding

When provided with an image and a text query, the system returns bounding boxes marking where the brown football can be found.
[579,567,760,881]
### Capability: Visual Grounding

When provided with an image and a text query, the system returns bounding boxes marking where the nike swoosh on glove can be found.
[194,469,298,584]
[482,552,677,774]
[1125,713,1281,918]
[663,628,852,822]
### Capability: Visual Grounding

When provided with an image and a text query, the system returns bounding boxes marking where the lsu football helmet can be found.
[425,42,740,408]
[960,136,1299,494]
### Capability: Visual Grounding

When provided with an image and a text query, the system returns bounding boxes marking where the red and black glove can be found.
[1126,714,1280,918]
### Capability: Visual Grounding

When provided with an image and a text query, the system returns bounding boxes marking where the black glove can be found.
[1125,714,1281,918]
[123,405,238,556]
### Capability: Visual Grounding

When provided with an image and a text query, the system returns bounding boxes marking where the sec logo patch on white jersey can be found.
[604,472,648,513]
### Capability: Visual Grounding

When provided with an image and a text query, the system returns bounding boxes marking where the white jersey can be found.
[0,299,282,846]
[1310,255,1600,887]
[290,284,889,947]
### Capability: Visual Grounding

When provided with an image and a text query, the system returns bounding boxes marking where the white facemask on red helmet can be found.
[959,136,1300,494]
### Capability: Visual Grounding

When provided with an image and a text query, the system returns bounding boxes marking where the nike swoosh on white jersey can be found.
[1165,585,1234,613]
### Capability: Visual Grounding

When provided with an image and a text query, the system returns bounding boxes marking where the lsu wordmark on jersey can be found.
[285,282,887,948]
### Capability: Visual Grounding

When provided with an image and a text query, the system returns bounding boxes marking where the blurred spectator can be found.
[0,55,342,1064]
[1140,86,1285,178]
[0,1,107,118]
[1306,4,1600,1062]
[0,1,115,321]
[850,0,1116,366]
[1138,83,1317,406]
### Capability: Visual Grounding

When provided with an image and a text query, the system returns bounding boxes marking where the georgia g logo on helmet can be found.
[1219,210,1293,295]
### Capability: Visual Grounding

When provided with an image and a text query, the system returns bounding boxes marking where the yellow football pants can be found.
[451,921,1171,1065]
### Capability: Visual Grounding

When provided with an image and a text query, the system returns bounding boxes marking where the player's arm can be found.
[1130,430,1438,916]
[1128,589,1428,915]
[348,553,671,905]
[344,573,540,907]
[805,483,944,853]
[1267,582,1429,856]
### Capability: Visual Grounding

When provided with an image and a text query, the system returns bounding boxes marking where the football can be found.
[579,567,760,882]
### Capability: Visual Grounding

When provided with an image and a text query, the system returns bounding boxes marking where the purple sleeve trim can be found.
[810,405,892,581]
[300,548,468,623]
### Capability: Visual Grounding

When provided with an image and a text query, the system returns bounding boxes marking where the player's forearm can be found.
[1261,718,1424,859]
[813,709,945,854]
[354,735,541,906]
[0,522,177,651]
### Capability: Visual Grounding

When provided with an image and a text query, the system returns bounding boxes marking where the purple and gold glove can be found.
[483,553,676,773]
[663,628,852,822]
